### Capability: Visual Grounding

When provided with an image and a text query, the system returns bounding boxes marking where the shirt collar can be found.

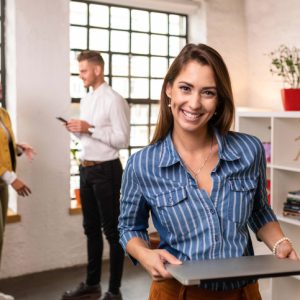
[158,128,240,168]
[158,132,181,168]
[214,128,240,161]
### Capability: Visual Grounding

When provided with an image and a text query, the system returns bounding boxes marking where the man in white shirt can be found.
[62,51,130,300]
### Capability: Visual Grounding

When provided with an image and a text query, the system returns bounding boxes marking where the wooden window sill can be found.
[7,209,21,223]
[69,199,82,215]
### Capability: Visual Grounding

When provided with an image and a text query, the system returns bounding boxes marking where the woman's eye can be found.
[201,90,217,99]
[179,86,190,92]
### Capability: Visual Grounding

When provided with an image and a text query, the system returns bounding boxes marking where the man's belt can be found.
[81,160,103,167]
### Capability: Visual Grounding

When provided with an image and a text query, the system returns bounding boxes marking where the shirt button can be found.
[215,236,219,242]
[210,209,215,214]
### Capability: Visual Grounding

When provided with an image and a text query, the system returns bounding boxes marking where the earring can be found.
[168,103,171,108]
[214,111,217,115]
[168,97,171,108]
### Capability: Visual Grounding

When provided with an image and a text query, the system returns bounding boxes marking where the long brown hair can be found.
[150,43,235,144]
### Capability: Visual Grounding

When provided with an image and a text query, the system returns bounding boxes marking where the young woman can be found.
[118,43,298,300]
[0,105,35,300]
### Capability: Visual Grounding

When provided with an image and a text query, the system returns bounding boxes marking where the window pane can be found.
[112,77,129,98]
[70,175,80,196]
[151,104,159,124]
[169,36,186,57]
[90,4,109,27]
[130,78,149,99]
[70,26,87,49]
[132,10,149,32]
[131,148,143,155]
[111,7,130,30]
[131,56,149,77]
[150,125,156,141]
[169,57,175,67]
[70,50,81,74]
[169,14,186,35]
[131,104,149,125]
[151,79,163,100]
[111,31,129,53]
[71,102,80,118]
[70,75,86,98]
[89,28,109,51]
[101,53,109,76]
[151,35,168,56]
[150,12,168,34]
[70,1,87,25]
[130,126,149,146]
[112,54,129,76]
[119,149,129,168]
[151,57,168,78]
[131,33,149,54]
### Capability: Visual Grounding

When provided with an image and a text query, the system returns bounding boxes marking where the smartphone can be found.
[56,117,68,124]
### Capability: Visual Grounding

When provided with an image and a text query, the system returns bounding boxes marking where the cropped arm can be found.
[118,158,150,263]
[92,97,130,149]
[248,140,277,233]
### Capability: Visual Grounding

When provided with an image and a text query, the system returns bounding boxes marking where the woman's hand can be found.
[17,143,37,161]
[138,248,182,281]
[11,178,31,197]
[276,240,299,261]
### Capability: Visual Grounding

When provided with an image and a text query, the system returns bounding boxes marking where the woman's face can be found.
[166,60,218,136]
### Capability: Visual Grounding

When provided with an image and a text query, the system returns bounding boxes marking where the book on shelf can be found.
[284,202,300,210]
[287,190,300,200]
[283,211,300,218]
[286,198,300,205]
[283,208,300,214]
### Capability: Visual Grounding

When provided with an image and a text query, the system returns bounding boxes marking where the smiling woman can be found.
[118,43,298,300]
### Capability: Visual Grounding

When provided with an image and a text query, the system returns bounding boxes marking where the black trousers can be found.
[80,158,124,293]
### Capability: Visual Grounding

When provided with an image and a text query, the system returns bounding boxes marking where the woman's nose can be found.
[188,94,202,110]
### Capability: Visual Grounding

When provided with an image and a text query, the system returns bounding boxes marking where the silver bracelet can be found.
[272,237,293,255]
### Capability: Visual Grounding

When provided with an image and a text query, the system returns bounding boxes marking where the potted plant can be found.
[268,45,300,111]
[70,138,81,207]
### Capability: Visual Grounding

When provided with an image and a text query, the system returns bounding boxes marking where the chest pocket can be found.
[153,187,198,239]
[227,178,257,224]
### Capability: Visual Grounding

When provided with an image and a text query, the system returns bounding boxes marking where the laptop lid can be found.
[166,254,300,286]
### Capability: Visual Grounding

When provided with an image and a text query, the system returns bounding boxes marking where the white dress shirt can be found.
[79,82,130,162]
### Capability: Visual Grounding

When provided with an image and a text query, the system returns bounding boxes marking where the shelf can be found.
[277,214,300,226]
[236,108,300,118]
[236,110,300,300]
[272,163,300,172]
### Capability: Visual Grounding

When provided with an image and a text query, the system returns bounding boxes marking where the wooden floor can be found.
[0,257,271,300]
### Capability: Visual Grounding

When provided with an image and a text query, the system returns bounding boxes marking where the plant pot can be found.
[74,188,81,207]
[281,89,300,111]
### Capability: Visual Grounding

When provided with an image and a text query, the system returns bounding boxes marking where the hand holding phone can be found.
[56,117,68,124]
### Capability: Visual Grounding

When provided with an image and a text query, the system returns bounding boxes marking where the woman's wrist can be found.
[272,237,293,255]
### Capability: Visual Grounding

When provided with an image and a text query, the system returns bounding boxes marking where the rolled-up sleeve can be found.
[248,141,277,233]
[118,157,150,253]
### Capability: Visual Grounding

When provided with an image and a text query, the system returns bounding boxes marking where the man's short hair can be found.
[77,50,104,68]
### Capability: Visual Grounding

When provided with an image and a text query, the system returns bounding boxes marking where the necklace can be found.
[184,136,214,184]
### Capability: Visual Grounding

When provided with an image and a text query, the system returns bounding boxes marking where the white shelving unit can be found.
[236,109,300,300]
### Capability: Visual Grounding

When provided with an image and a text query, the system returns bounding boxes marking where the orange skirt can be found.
[148,279,262,300]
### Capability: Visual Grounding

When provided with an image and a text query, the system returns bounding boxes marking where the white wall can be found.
[3,0,292,279]
[245,0,300,110]
[1,0,87,278]
[205,0,248,107]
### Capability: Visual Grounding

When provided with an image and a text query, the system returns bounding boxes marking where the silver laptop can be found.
[166,254,300,286]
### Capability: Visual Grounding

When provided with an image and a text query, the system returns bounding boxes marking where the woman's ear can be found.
[165,83,172,98]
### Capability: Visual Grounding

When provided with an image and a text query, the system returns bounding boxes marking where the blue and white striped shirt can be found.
[119,129,277,291]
